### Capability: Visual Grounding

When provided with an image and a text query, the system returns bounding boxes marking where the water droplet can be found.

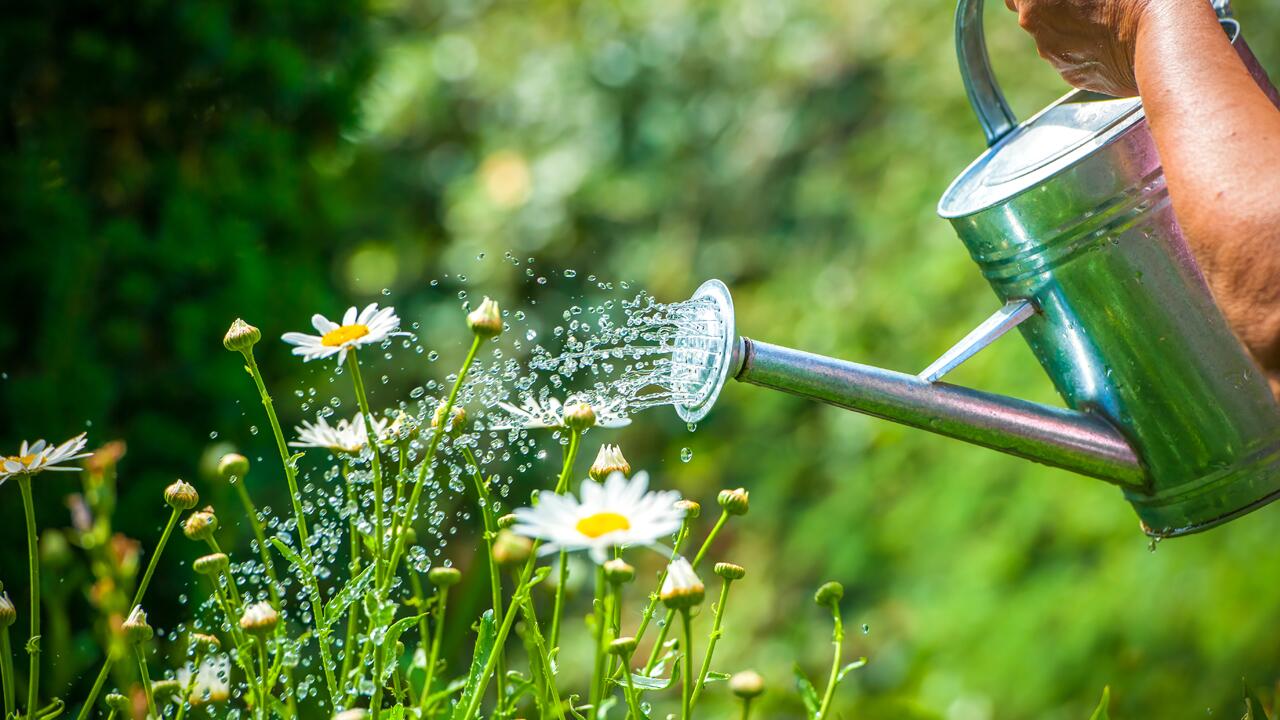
[680,448,692,463]
[861,623,870,634]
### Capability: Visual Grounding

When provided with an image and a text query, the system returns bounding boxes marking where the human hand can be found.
[1004,0,1157,97]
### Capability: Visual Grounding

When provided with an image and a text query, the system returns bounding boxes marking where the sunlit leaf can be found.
[794,664,820,719]
[1088,686,1111,720]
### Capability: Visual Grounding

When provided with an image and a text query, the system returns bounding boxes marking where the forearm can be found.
[1135,0,1280,369]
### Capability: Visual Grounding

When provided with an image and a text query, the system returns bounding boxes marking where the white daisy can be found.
[281,303,407,365]
[489,396,631,431]
[289,413,388,455]
[1,434,91,485]
[511,471,684,563]
[178,655,231,706]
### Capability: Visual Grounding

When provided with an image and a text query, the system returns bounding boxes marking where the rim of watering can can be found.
[674,279,736,424]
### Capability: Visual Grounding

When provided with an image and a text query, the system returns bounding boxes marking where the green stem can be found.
[461,448,506,716]
[547,430,581,650]
[242,348,339,704]
[381,335,482,593]
[205,538,244,611]
[588,565,608,720]
[18,476,41,717]
[516,595,566,720]
[174,650,205,720]
[815,603,844,720]
[1,627,15,719]
[643,511,729,675]
[134,646,159,720]
[419,586,449,715]
[458,565,536,720]
[621,656,643,720]
[346,351,387,582]
[691,580,732,703]
[206,577,264,709]
[680,609,694,720]
[339,465,361,699]
[740,698,753,720]
[616,519,692,683]
[232,481,282,607]
[78,508,182,720]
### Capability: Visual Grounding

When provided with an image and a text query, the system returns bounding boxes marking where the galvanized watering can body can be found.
[675,0,1280,538]
[937,0,1280,535]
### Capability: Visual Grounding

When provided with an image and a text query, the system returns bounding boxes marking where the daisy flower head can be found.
[511,471,684,564]
[289,413,388,456]
[1,434,91,485]
[281,303,407,365]
[490,395,631,432]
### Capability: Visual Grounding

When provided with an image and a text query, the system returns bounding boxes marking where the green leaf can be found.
[628,657,682,692]
[703,671,731,684]
[450,610,497,720]
[380,613,427,683]
[1088,686,1111,720]
[269,538,310,579]
[33,698,64,720]
[836,657,869,683]
[24,635,41,654]
[794,664,821,719]
[1245,680,1270,720]
[424,677,467,706]
[322,564,375,629]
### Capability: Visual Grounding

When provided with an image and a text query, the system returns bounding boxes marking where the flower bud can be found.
[428,566,462,588]
[561,401,596,431]
[0,591,15,628]
[660,557,704,610]
[814,581,844,607]
[191,633,221,653]
[183,507,218,541]
[386,411,422,443]
[431,403,467,438]
[492,530,533,567]
[193,553,230,576]
[589,444,631,481]
[717,488,750,516]
[104,693,131,713]
[497,513,517,530]
[165,479,200,510]
[467,297,503,338]
[674,499,701,519]
[217,453,250,481]
[603,558,635,585]
[223,318,261,353]
[715,562,746,581]
[123,606,154,644]
[152,679,182,700]
[608,636,637,657]
[239,601,279,635]
[730,670,765,699]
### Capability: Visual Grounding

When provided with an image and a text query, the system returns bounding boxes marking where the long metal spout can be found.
[733,338,1146,488]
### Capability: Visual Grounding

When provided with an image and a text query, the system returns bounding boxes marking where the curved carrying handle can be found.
[956,0,1017,146]
[956,0,1235,147]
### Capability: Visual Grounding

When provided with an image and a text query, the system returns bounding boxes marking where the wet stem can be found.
[642,510,730,675]
[133,645,159,720]
[588,565,608,720]
[458,561,539,720]
[206,575,266,712]
[680,608,695,720]
[816,602,845,720]
[241,348,340,704]
[419,584,449,716]
[17,476,40,717]
[76,506,182,720]
[345,351,388,582]
[547,430,582,650]
[0,625,15,719]
[461,447,507,714]
[691,579,732,704]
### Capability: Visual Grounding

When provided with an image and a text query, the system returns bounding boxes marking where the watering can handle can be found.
[955,0,1235,147]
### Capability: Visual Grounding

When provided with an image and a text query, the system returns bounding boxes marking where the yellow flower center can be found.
[9,454,39,467]
[576,512,630,539]
[321,324,370,347]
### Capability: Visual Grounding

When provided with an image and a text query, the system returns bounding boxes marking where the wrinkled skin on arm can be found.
[1006,0,1280,396]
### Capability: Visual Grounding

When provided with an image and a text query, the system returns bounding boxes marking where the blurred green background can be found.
[4,0,1280,718]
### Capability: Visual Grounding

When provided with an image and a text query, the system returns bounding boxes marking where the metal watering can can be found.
[671,0,1280,537]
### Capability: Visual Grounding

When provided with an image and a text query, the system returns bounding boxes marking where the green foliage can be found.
[1089,687,1111,720]
[5,0,1280,718]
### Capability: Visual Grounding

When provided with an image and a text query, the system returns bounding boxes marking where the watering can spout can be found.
[729,337,1147,489]
[670,279,1146,489]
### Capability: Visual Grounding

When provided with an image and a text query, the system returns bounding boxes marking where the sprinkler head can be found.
[673,279,738,424]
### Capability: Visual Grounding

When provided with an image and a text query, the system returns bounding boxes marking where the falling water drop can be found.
[680,448,692,463]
